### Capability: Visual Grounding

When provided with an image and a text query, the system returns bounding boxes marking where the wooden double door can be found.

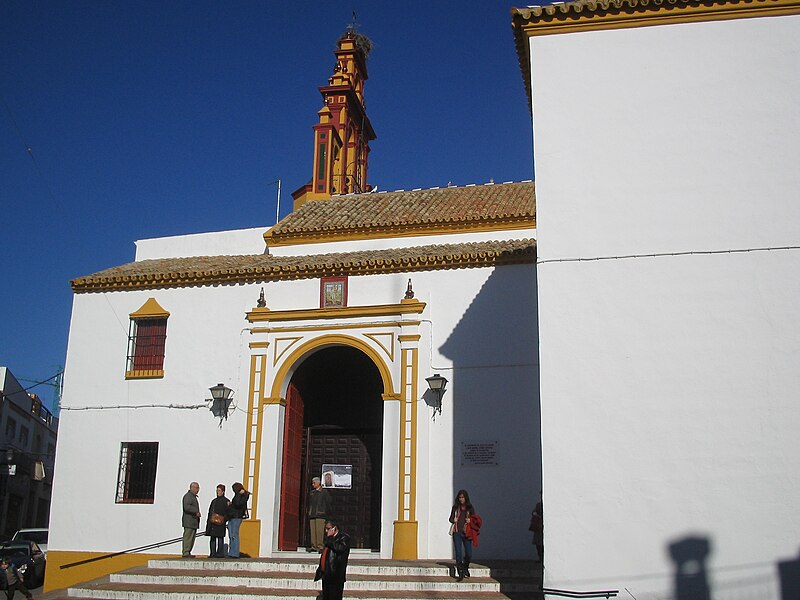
[279,383,382,550]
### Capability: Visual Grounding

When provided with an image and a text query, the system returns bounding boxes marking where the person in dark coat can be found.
[226,482,250,558]
[314,519,350,600]
[181,481,201,558]
[205,484,229,558]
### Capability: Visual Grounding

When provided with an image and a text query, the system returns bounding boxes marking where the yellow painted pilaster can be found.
[240,519,262,558]
[244,344,269,544]
[392,342,419,559]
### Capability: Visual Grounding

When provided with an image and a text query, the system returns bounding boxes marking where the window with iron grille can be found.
[116,442,159,504]
[126,298,170,379]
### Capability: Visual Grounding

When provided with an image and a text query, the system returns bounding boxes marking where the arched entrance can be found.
[278,345,384,551]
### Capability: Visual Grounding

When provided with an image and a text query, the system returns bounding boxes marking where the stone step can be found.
[58,558,543,600]
[65,581,543,600]
[112,567,540,593]
[148,557,498,577]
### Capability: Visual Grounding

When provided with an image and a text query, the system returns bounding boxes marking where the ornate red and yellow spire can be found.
[291,26,376,209]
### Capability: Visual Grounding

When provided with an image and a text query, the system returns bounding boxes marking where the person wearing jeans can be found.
[449,489,475,580]
[226,482,250,558]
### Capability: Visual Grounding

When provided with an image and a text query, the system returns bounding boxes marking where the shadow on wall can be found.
[778,548,800,600]
[438,263,540,558]
[668,536,800,600]
[669,536,712,600]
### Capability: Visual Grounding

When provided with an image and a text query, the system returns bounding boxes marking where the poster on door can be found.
[321,464,352,489]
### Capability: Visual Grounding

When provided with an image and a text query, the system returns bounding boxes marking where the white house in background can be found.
[513,0,800,597]
[45,28,542,592]
[0,367,58,539]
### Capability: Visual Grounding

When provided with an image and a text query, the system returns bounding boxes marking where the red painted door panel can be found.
[278,383,304,550]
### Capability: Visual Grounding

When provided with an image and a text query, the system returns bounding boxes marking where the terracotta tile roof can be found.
[267,181,535,245]
[71,238,536,293]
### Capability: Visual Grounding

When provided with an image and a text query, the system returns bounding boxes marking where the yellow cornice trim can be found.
[263,396,286,406]
[264,217,535,247]
[247,301,426,323]
[129,297,170,319]
[250,320,421,334]
[513,0,800,37]
[248,341,270,349]
[397,334,421,343]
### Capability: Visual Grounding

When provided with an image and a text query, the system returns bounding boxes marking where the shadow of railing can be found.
[60,533,209,570]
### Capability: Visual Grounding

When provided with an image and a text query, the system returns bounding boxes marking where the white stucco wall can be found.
[530,12,800,598]
[267,227,536,257]
[52,252,540,562]
[135,226,270,260]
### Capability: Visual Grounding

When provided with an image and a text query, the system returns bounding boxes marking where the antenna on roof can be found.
[268,179,281,224]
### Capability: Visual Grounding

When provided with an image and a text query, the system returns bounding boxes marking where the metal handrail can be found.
[60,532,207,570]
[542,587,619,598]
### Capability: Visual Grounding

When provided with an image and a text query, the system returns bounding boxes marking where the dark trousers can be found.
[6,581,33,600]
[322,579,345,600]
[210,535,225,558]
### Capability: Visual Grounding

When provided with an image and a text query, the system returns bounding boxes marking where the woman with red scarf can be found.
[449,489,477,580]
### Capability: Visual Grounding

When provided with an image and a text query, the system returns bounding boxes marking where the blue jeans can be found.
[453,531,472,564]
[227,518,242,557]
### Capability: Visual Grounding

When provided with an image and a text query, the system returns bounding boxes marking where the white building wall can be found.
[267,227,536,257]
[530,13,800,598]
[135,226,270,260]
[52,254,539,562]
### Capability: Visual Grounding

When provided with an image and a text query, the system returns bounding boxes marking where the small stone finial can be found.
[257,287,267,308]
[404,279,415,300]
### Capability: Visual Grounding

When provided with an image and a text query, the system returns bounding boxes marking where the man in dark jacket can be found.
[181,481,201,557]
[314,519,350,600]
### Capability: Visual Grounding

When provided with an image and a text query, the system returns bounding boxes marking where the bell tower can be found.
[292,26,376,210]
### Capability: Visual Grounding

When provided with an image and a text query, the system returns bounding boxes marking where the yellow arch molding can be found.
[268,333,396,400]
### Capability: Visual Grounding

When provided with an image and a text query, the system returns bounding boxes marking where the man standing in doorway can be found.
[314,519,350,600]
[308,476,332,552]
[181,481,201,557]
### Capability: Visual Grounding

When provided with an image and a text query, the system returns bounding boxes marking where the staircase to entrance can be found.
[46,555,544,600]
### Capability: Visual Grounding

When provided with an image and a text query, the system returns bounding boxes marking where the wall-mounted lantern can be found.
[208,383,235,426]
[425,374,448,419]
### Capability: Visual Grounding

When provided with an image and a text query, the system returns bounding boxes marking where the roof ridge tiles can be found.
[332,179,533,197]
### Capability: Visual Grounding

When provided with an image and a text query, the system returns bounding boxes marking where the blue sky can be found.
[0,1,535,410]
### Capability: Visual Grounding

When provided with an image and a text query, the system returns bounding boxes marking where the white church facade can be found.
[46,29,541,591]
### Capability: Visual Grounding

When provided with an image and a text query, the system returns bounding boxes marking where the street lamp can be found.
[425,374,448,418]
[209,383,235,426]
